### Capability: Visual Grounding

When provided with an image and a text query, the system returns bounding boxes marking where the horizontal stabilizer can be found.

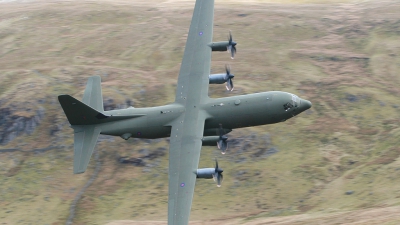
[73,125,101,174]
[58,95,144,125]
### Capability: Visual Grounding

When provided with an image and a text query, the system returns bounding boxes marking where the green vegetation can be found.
[0,0,399,224]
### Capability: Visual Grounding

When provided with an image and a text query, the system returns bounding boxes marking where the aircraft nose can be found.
[300,99,312,111]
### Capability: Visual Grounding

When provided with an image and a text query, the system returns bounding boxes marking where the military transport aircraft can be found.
[58,0,312,224]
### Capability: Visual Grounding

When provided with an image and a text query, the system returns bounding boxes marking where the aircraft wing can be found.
[174,0,214,104]
[168,112,206,224]
[168,0,214,224]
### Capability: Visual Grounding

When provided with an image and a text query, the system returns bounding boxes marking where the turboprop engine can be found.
[209,31,237,59]
[209,65,235,91]
[202,124,229,154]
[196,159,224,187]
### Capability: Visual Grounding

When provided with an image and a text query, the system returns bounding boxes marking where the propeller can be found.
[227,31,237,59]
[224,65,234,91]
[213,159,224,187]
[217,124,228,154]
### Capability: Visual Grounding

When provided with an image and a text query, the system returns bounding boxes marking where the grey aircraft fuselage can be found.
[98,91,312,139]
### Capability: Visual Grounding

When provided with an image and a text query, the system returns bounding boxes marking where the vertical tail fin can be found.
[82,75,104,112]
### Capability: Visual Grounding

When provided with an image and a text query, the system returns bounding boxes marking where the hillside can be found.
[0,0,400,224]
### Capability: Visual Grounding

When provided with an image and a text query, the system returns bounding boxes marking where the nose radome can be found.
[301,99,312,111]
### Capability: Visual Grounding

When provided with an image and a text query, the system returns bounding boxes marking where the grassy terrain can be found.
[0,0,400,224]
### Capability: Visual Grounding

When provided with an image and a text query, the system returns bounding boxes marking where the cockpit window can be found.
[283,94,300,111]
[283,102,293,111]
[291,94,300,107]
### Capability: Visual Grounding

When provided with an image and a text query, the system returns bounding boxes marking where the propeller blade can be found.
[226,79,234,91]
[217,139,222,149]
[225,65,229,80]
[214,159,223,187]
[217,124,224,136]
[224,65,234,90]
[217,138,228,152]
[217,174,222,187]
[225,65,231,75]
[227,31,237,59]
[217,124,228,153]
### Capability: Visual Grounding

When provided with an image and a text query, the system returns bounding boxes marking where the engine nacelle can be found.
[203,128,232,136]
[196,168,215,179]
[202,136,220,146]
[209,41,229,51]
[209,74,227,84]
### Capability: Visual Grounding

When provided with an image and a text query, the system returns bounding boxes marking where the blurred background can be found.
[0,0,399,224]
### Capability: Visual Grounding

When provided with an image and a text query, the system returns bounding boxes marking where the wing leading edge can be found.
[168,0,215,224]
